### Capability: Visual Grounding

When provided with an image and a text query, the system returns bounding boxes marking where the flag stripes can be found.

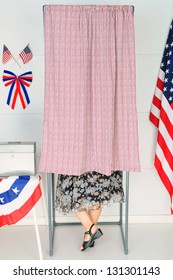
[154,155,173,199]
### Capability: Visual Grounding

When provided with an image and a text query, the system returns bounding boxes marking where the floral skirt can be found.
[55,171,124,214]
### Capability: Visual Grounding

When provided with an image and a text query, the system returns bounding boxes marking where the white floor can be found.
[0,223,173,260]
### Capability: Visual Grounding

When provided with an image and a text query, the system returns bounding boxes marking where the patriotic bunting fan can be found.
[0,175,42,227]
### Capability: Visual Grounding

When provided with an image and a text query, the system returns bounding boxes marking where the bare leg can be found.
[88,207,102,225]
[75,210,94,231]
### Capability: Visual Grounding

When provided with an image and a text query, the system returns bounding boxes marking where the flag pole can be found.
[11,54,21,68]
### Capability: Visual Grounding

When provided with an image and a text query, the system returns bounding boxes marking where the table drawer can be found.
[0,142,36,176]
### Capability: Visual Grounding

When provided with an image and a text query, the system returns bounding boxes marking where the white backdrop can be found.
[0,0,173,224]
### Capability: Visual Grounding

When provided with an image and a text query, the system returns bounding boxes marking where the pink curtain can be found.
[39,5,140,175]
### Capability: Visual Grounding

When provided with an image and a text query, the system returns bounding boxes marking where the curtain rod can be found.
[43,5,135,13]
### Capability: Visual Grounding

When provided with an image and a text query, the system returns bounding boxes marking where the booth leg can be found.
[47,173,55,256]
[124,171,129,254]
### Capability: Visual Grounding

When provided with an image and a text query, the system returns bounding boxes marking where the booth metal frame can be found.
[47,171,129,256]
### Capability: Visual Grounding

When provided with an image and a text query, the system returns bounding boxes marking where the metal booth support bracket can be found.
[47,171,129,256]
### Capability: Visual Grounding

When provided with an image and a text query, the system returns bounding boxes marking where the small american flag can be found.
[19,45,33,64]
[2,44,12,64]
[150,20,173,213]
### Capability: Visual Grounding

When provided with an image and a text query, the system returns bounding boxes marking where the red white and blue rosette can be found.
[2,70,33,110]
[0,175,42,227]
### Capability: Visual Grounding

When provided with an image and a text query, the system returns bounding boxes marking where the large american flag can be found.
[150,20,173,214]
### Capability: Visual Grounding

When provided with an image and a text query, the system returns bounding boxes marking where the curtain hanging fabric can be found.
[39,5,140,176]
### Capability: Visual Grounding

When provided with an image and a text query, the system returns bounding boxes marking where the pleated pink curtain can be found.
[39,5,140,175]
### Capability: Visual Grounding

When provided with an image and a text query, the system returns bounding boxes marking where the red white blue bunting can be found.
[0,175,42,227]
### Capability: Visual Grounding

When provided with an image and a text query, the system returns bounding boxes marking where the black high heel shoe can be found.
[89,228,103,248]
[92,228,103,241]
[81,224,103,251]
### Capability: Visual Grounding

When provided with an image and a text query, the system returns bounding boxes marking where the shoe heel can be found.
[89,241,95,248]
[94,228,103,240]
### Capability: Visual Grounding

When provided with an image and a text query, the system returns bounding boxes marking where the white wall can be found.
[0,0,173,225]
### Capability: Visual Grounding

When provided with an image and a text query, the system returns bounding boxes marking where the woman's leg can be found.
[88,207,102,225]
[75,210,99,250]
[75,210,95,231]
